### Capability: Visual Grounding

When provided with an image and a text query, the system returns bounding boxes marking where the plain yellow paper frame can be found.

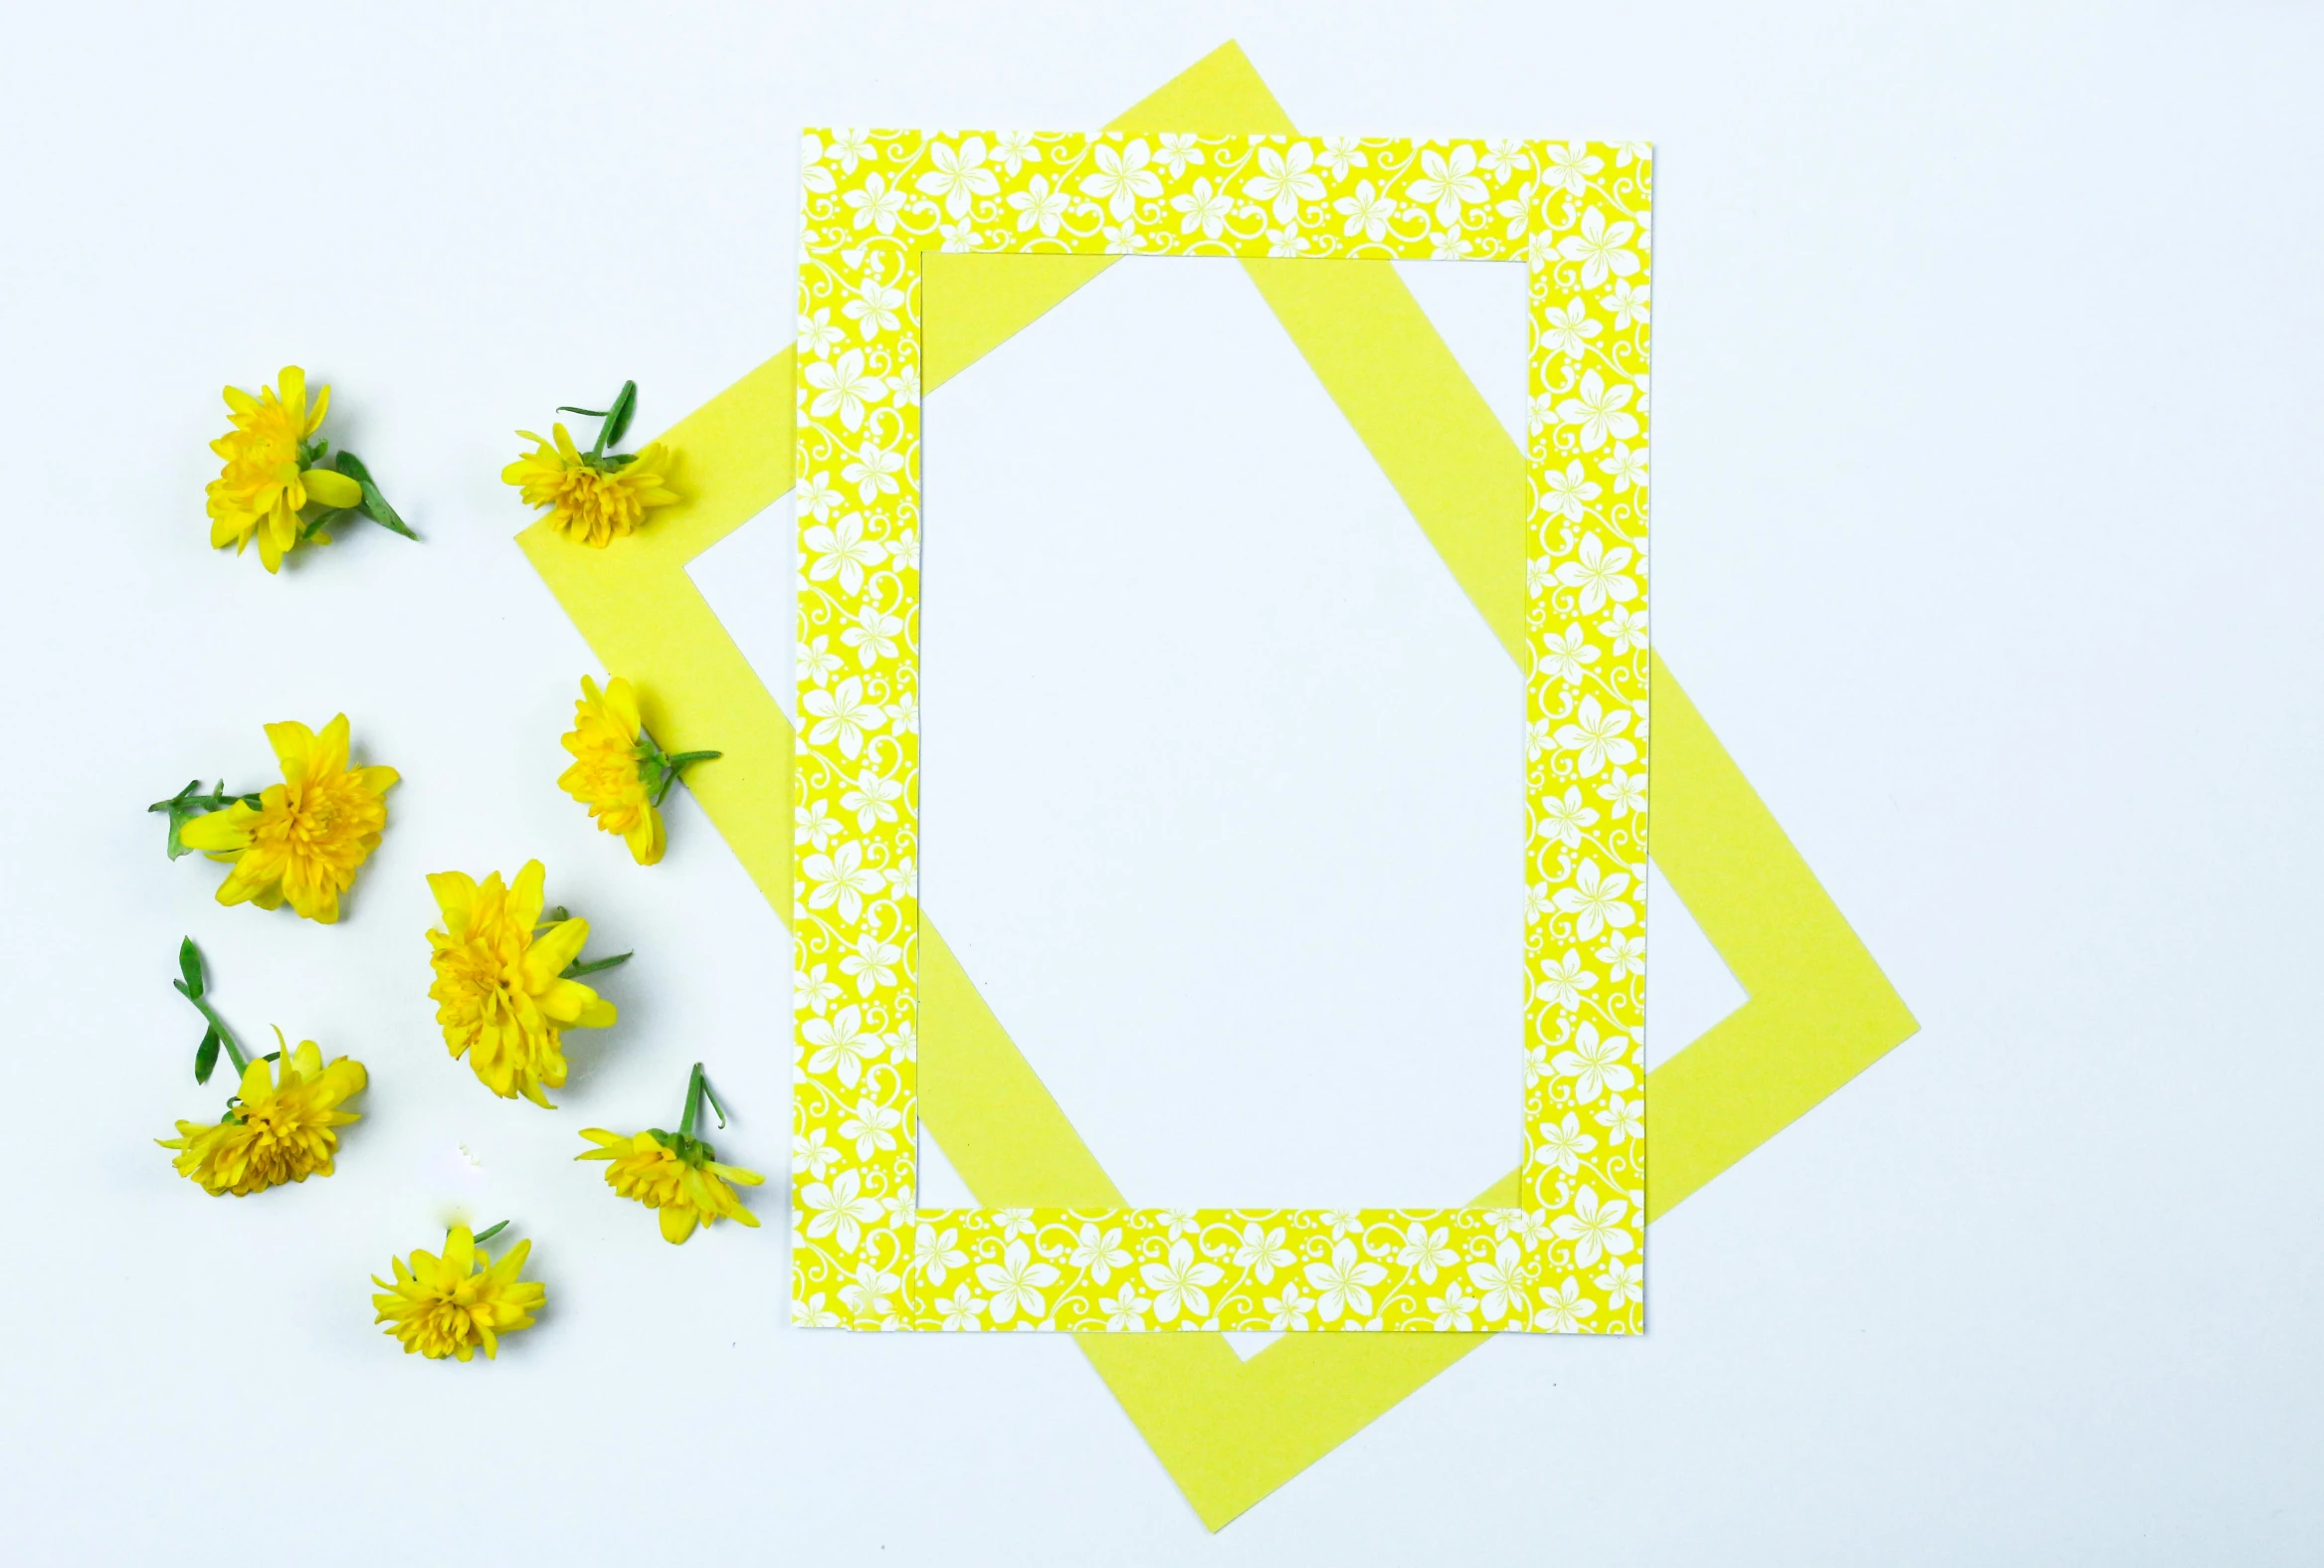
[520,40,1916,1530]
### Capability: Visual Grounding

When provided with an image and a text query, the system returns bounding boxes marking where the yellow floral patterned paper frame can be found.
[792,127,1651,1333]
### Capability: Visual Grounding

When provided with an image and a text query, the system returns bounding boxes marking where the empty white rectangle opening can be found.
[917,254,1527,1208]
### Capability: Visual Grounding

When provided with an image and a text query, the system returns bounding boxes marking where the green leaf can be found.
[602,380,639,450]
[333,451,418,540]
[178,937,204,997]
[194,1026,221,1084]
[561,950,632,979]
[471,1220,510,1245]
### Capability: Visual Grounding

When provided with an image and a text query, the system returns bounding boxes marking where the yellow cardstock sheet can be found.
[794,124,1649,1334]
[521,38,1915,1528]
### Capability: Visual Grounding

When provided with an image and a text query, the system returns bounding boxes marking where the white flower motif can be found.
[883,1022,915,1064]
[1538,784,1600,851]
[824,129,872,173]
[1597,765,1646,820]
[1542,459,1604,522]
[1079,138,1162,219]
[1008,173,1067,236]
[1527,882,1553,926]
[1556,370,1641,453]
[795,468,841,522]
[803,839,887,925]
[1321,1209,1363,1240]
[1264,1283,1315,1330]
[1303,1239,1387,1323]
[1068,1223,1131,1284]
[1550,1021,1638,1104]
[1264,226,1310,258]
[1615,140,1650,167]
[1540,140,1604,196]
[994,1207,1038,1242]
[1596,1092,1644,1145]
[1597,931,1646,979]
[914,136,999,218]
[803,511,888,593]
[1556,205,1641,289]
[1428,1282,1479,1330]
[1316,135,1368,179]
[976,1240,1060,1324]
[1394,1222,1457,1284]
[839,766,902,834]
[841,601,903,668]
[1596,1258,1645,1305]
[801,132,838,195]
[802,677,884,759]
[802,1002,883,1087]
[1490,1206,1554,1247]
[991,131,1040,174]
[1333,179,1395,242]
[1466,1238,1528,1323]
[1600,604,1649,656]
[1551,1185,1634,1268]
[843,172,905,234]
[1429,229,1473,261]
[798,635,843,687]
[935,1282,985,1330]
[839,1262,899,1318]
[1538,296,1603,360]
[1244,141,1323,222]
[793,960,841,1016]
[795,308,844,358]
[1100,221,1147,255]
[912,1223,968,1286]
[792,1291,841,1328]
[1480,138,1534,183]
[842,275,904,338]
[1535,1109,1600,1175]
[1600,441,1648,493]
[804,347,886,432]
[935,218,980,253]
[1533,949,1600,1012]
[839,929,901,994]
[801,1167,881,1252]
[840,440,904,501]
[792,1125,840,1181]
[794,796,841,853]
[1603,279,1650,329]
[1099,1283,1150,1330]
[1554,532,1639,613]
[1533,1275,1599,1332]
[1552,694,1637,777]
[839,1093,901,1159]
[1552,859,1637,941]
[1409,143,1485,227]
[1232,1223,1295,1283]
[1171,176,1232,239]
[1155,132,1206,177]
[1535,624,1601,686]
[1141,1239,1225,1323]
[1159,1208,1201,1241]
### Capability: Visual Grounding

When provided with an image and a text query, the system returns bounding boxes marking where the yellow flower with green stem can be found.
[157,938,366,1196]
[372,1221,544,1361]
[205,365,416,572]
[577,1062,764,1244]
[503,379,678,546]
[558,675,721,865]
[161,714,399,923]
[425,860,626,1105]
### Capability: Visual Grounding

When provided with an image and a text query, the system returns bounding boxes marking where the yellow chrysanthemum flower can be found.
[425,860,617,1106]
[158,1036,367,1197]
[557,676,720,866]
[205,366,366,572]
[503,423,678,547]
[372,1224,545,1362]
[576,1062,764,1243]
[179,714,399,923]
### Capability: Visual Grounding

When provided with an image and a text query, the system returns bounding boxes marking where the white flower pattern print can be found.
[795,130,1648,1332]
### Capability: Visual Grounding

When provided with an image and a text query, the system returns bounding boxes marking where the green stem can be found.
[471,1220,510,1246]
[561,951,632,979]
[174,985,250,1075]
[678,1061,729,1138]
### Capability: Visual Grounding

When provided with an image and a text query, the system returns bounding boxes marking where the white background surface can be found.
[4,2,2321,1563]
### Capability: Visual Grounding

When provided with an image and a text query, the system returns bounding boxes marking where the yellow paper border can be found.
[793,125,1649,1333]
[519,38,1914,1527]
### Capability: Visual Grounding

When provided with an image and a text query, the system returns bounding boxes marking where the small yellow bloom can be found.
[503,423,678,547]
[372,1225,545,1361]
[578,1129,765,1244]
[206,366,366,572]
[425,860,617,1106]
[178,714,398,923]
[158,1038,366,1197]
[559,676,664,864]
